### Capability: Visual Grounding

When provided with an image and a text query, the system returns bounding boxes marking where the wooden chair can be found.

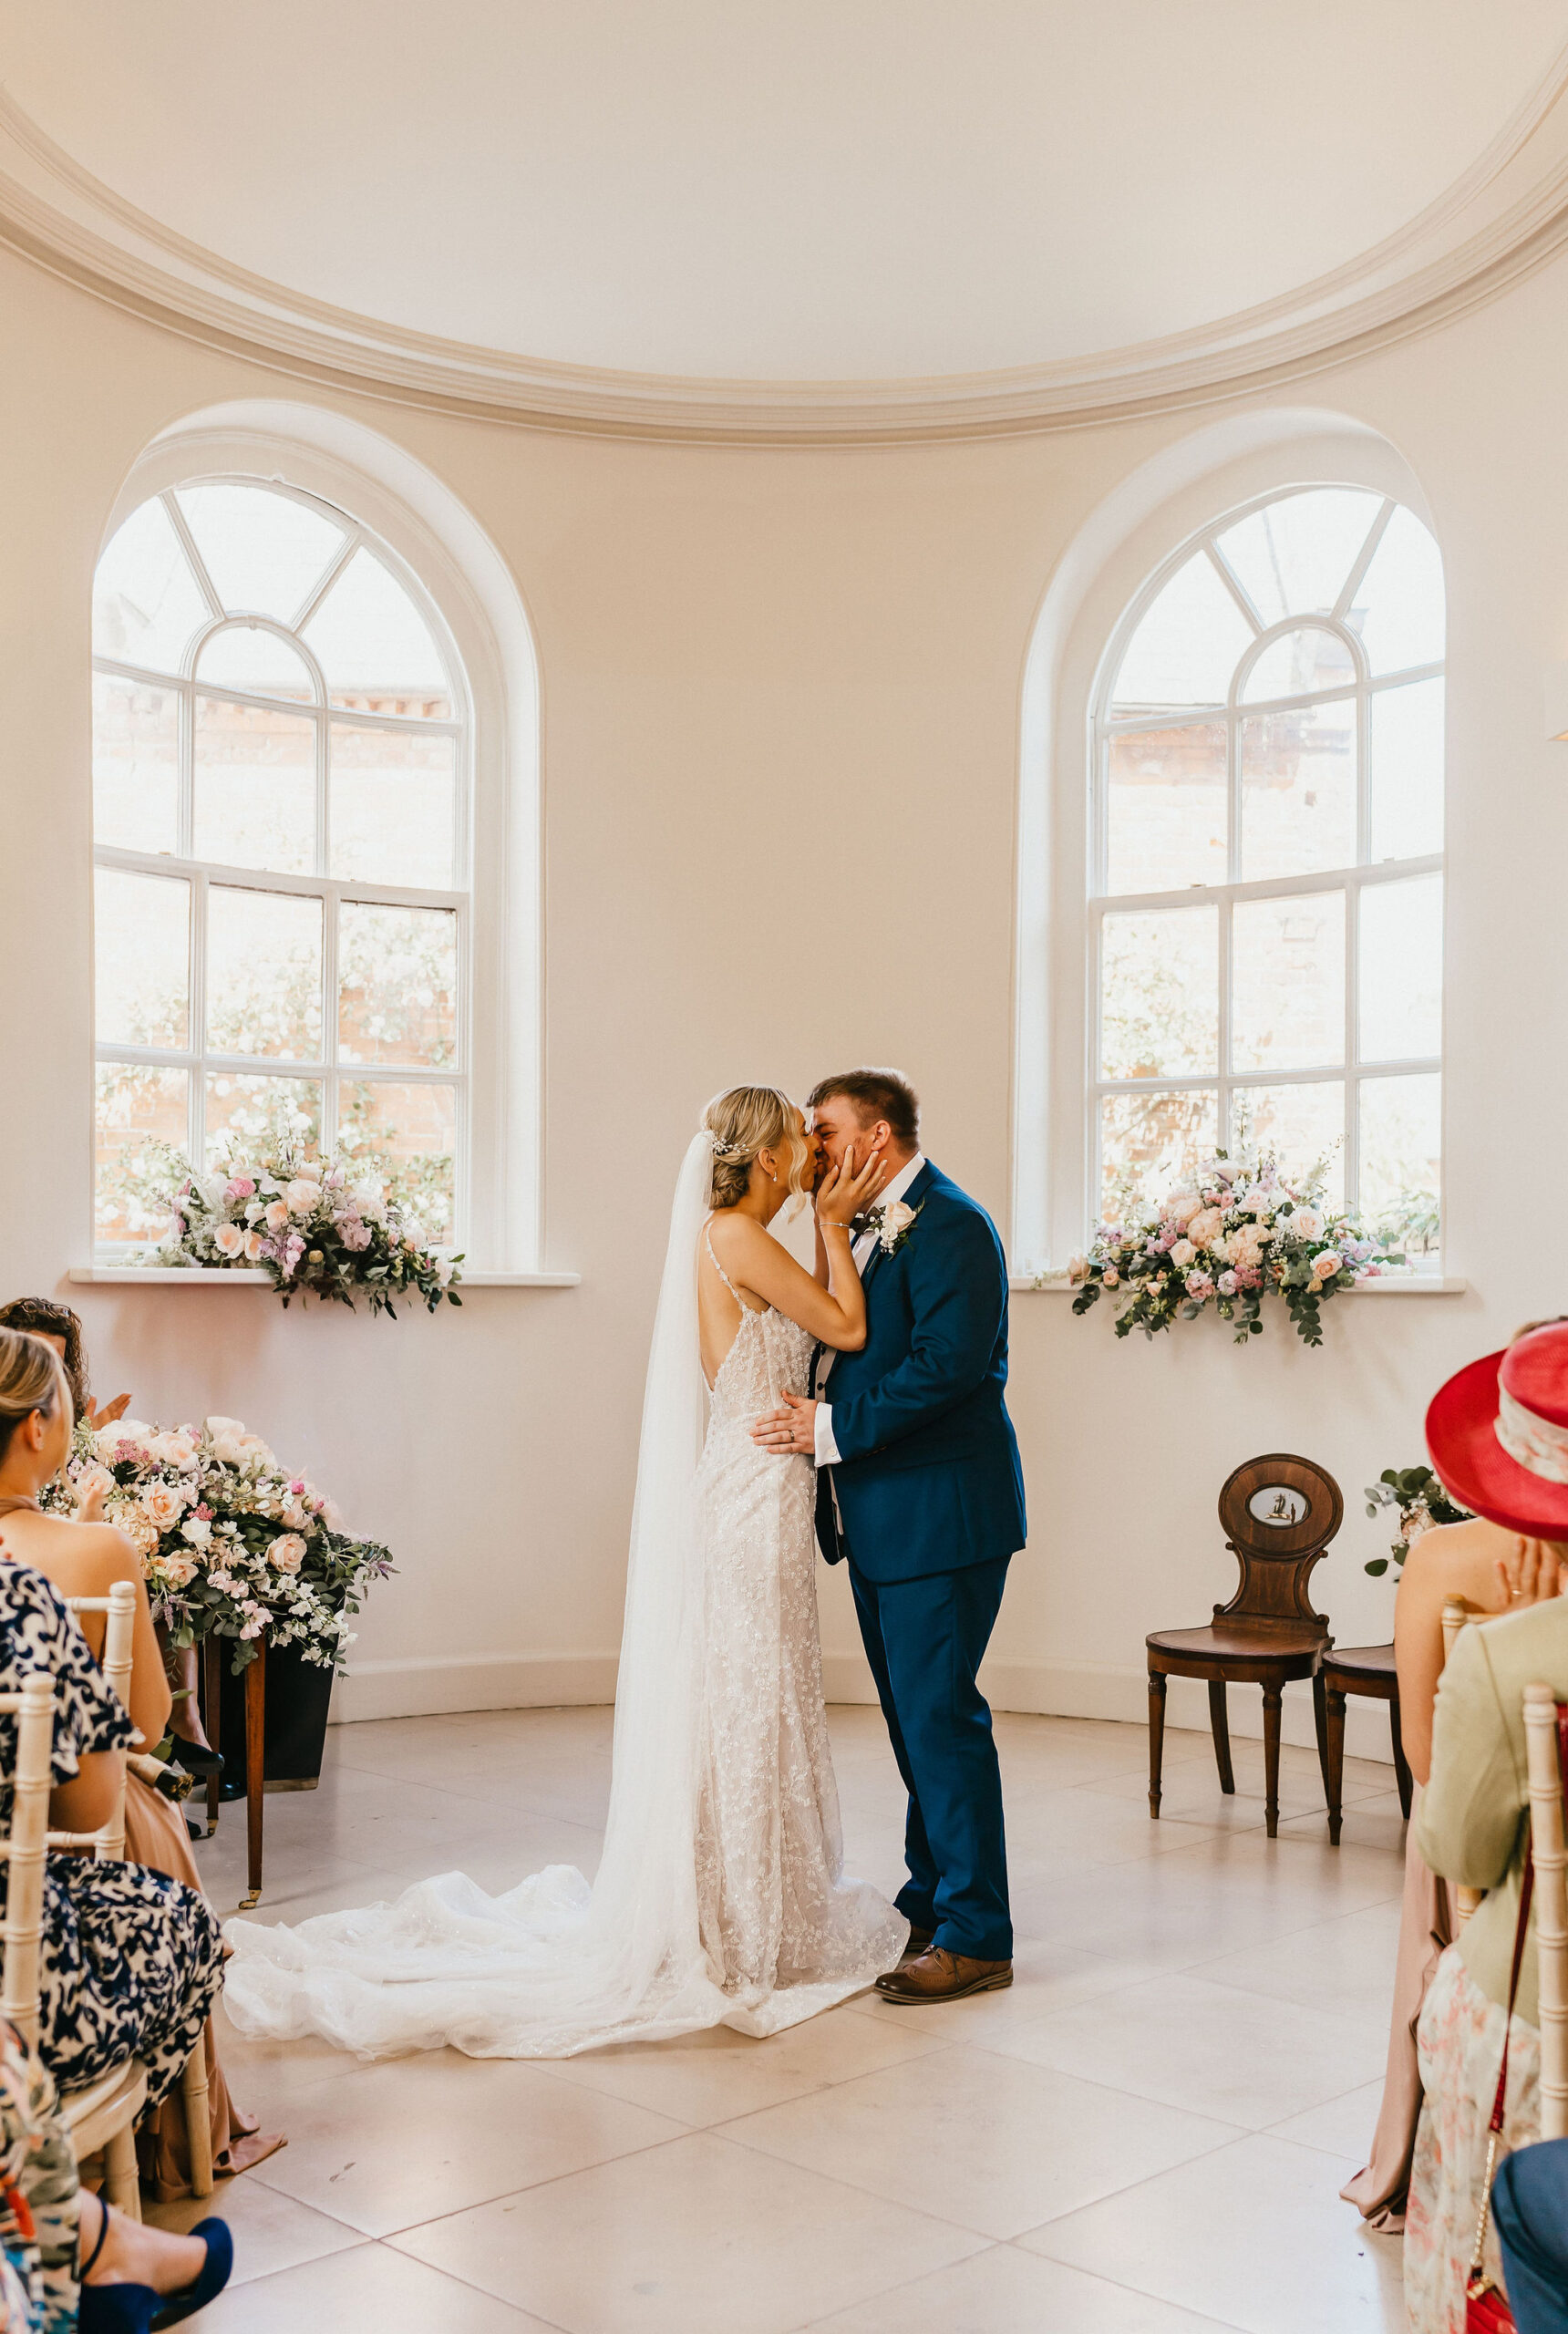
[1525,1679,1568,2142]
[1148,1455,1340,1840]
[56,1585,213,2200]
[1321,1642,1412,1844]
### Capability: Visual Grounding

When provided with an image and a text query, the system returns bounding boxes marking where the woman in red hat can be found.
[1343,1323,1568,2243]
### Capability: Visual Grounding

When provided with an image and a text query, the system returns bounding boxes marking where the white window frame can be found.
[89,408,544,1273]
[1011,422,1449,1281]
[1088,486,1444,1228]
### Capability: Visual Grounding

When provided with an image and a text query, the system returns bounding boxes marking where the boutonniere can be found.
[864,1199,923,1256]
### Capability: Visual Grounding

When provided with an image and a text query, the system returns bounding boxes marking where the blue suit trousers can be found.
[1493,2137,1568,2334]
[849,1554,1012,1960]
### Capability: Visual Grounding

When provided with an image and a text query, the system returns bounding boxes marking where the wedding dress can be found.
[222,1134,906,2058]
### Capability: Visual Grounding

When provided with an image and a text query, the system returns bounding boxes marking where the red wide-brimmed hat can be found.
[1426,1322,1568,1539]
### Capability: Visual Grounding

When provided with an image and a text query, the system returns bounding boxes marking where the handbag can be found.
[1465,1697,1568,2331]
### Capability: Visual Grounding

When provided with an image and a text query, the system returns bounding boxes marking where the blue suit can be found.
[813,1160,1026,1959]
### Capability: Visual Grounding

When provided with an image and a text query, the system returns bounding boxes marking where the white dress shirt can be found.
[813,1151,925,1469]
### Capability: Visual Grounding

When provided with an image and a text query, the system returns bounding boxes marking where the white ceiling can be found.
[1,1,1564,384]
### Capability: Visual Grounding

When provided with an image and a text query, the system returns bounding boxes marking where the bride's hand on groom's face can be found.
[817,1143,890,1229]
[751,1390,818,1456]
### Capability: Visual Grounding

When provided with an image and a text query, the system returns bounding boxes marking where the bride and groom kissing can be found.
[224,1069,1027,2058]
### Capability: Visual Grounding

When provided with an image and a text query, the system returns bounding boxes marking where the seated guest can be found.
[0,1300,218,1776]
[1403,1323,1568,2329]
[0,2012,232,2332]
[1491,2138,1568,2334]
[0,1328,279,2198]
[0,1332,223,2119]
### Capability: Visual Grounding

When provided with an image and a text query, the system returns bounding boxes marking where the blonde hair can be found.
[704,1087,810,1212]
[0,1329,68,1466]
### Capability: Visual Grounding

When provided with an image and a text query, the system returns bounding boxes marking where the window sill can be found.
[68,1265,581,1288]
[1011,1273,1466,1295]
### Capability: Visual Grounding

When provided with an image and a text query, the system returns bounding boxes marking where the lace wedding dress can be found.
[223,1135,906,2059]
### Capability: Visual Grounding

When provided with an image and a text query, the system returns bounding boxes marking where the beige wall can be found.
[4,244,1564,1755]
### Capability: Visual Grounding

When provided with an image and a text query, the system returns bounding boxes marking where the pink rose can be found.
[1310,1250,1343,1283]
[1216,1269,1238,1296]
[1103,1266,1120,1288]
[226,1176,256,1201]
[1184,1273,1214,1301]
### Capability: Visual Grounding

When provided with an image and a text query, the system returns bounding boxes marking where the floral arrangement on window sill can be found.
[1362,1465,1472,1576]
[1057,1148,1408,1347]
[43,1413,393,1674]
[134,1141,463,1317]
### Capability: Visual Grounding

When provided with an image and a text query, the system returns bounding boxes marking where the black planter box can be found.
[212,1639,335,1796]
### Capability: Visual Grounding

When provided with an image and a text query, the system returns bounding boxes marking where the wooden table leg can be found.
[1147,1668,1167,1819]
[202,1637,222,1834]
[1325,1685,1347,1845]
[241,1637,266,1910]
[1207,1679,1234,1794]
[1261,1684,1283,1839]
[1390,1693,1413,1821]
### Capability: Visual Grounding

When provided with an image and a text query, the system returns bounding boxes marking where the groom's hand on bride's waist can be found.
[752,1390,818,1456]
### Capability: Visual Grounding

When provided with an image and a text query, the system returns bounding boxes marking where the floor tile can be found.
[984,1970,1386,2130]
[719,2041,1241,2240]
[185,2238,555,2329]
[845,1936,1175,2040]
[1185,1899,1403,2025]
[1268,2081,1386,2164]
[250,2049,686,2236]
[1021,2133,1406,2334]
[389,2129,985,2334]
[801,2243,1243,2332]
[542,1998,944,2126]
[146,2170,361,2283]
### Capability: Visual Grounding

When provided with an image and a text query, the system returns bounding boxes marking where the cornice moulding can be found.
[5,55,1568,446]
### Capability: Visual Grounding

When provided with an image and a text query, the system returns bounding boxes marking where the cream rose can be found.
[1310,1250,1344,1284]
[1186,1207,1225,1250]
[1288,1206,1324,1245]
[181,1516,212,1547]
[242,1229,266,1263]
[269,1533,306,1574]
[284,1178,322,1216]
[140,1482,188,1531]
[263,1199,291,1232]
[157,1553,199,1589]
[1169,1238,1196,1268]
[72,1463,114,1513]
[1165,1191,1201,1227]
[213,1223,245,1259]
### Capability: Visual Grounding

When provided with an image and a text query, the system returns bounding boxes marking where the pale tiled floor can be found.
[155,1706,1410,2332]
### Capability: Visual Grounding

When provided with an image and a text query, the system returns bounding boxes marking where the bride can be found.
[224,1086,909,2058]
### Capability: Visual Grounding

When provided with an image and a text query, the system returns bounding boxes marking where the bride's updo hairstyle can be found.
[0,1328,68,1466]
[704,1087,810,1211]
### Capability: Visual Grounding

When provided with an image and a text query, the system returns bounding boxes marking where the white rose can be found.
[181,1516,211,1547]
[269,1533,306,1574]
[284,1178,322,1216]
[263,1200,291,1232]
[354,1185,387,1224]
[213,1223,245,1259]
[1165,1192,1201,1227]
[1289,1207,1324,1244]
[1169,1238,1196,1267]
[96,1420,152,1459]
[879,1201,917,1252]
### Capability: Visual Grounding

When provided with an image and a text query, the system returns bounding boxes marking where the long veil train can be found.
[222,1132,900,2059]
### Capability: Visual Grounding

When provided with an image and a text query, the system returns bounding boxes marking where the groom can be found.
[752,1069,1026,2003]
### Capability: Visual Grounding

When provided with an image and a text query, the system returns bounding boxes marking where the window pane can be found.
[338,904,459,1068]
[1241,698,1356,882]
[1349,507,1444,675]
[1099,905,1217,1079]
[1359,1073,1441,1244]
[95,1063,188,1244]
[328,723,459,887]
[1214,491,1382,626]
[1240,626,1355,702]
[339,1081,456,1241]
[1105,723,1225,894]
[304,549,450,718]
[92,673,179,854]
[195,625,315,703]
[204,1072,322,1166]
[1370,677,1444,861]
[1232,893,1345,1074]
[175,484,345,623]
[206,887,323,1061]
[1359,875,1442,1063]
[1110,554,1253,714]
[92,497,209,675]
[193,697,315,874]
[1099,1089,1218,1224]
[1232,1080,1346,1212]
[95,869,189,1049]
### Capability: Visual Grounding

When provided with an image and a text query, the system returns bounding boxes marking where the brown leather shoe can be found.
[874,1947,1013,2003]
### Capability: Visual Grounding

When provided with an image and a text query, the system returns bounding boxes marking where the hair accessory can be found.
[706,1131,752,1164]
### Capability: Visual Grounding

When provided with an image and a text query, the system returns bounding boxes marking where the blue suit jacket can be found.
[813,1161,1026,1585]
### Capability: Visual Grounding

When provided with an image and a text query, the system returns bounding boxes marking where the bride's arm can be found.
[709,1151,885,1351]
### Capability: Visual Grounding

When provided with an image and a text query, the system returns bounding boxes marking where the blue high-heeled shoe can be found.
[76,2212,233,2333]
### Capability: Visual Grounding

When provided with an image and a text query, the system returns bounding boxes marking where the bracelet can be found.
[822,1222,854,1234]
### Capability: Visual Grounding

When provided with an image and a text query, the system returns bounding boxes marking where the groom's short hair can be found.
[807,1069,920,1148]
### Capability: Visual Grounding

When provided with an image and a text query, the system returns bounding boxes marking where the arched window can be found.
[91,478,469,1251]
[1090,485,1443,1253]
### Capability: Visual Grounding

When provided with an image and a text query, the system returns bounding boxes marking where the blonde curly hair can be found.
[703,1087,811,1212]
